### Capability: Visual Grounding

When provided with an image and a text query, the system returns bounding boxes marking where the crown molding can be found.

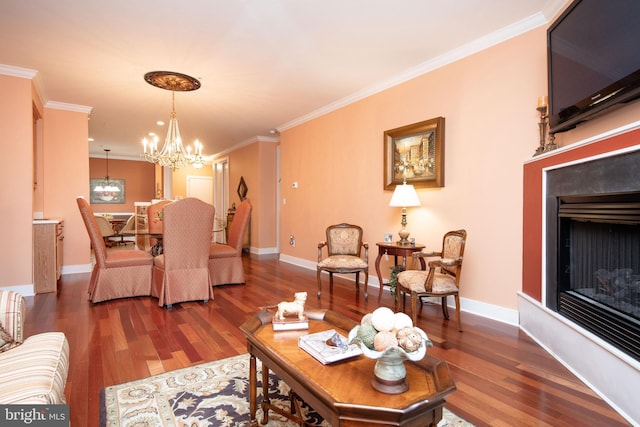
[45,100,93,114]
[279,11,553,133]
[0,64,37,79]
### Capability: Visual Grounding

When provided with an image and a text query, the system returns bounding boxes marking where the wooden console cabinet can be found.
[33,219,64,294]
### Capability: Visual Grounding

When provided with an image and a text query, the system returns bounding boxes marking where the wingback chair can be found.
[76,197,154,303]
[151,198,215,308]
[208,200,252,286]
[397,229,467,331]
[317,223,369,299]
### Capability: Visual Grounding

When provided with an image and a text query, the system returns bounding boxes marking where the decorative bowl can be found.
[348,325,432,394]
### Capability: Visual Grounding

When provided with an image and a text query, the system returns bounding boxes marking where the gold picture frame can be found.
[384,117,445,190]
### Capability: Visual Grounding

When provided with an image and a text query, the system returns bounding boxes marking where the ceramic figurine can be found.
[275,291,307,321]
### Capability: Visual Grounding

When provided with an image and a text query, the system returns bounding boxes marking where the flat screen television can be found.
[548,0,640,134]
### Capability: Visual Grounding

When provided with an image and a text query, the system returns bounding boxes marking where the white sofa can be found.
[0,290,69,403]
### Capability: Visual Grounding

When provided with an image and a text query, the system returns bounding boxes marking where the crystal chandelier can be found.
[93,149,121,201]
[141,71,205,170]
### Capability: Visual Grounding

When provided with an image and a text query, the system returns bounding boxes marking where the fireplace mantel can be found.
[521,122,640,425]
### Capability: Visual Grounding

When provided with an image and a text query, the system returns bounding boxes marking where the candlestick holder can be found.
[534,105,548,156]
[534,102,558,156]
[544,129,558,153]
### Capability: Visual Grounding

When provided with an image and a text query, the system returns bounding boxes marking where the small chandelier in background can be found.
[93,149,121,202]
[141,71,206,170]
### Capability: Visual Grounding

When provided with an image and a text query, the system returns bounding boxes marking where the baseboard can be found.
[278,254,519,326]
[62,264,92,275]
[1,284,35,297]
[249,246,279,256]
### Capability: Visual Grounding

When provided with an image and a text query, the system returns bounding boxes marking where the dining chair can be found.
[151,198,215,308]
[76,197,154,303]
[208,199,252,286]
[317,223,369,299]
[397,229,467,331]
[95,215,116,246]
[114,214,136,245]
[147,200,172,255]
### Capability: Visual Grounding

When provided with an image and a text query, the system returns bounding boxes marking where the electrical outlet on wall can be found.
[289,234,295,247]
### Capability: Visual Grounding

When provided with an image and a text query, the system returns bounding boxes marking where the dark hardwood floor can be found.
[24,253,630,427]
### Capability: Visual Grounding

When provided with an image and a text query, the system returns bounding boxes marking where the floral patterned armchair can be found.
[397,229,467,331]
[317,223,369,299]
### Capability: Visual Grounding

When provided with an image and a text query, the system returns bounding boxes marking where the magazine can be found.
[298,329,362,364]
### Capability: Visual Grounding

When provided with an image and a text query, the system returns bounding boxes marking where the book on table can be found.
[298,329,362,364]
[272,315,309,331]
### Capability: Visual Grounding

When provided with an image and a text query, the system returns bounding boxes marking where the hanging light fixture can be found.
[93,149,121,202]
[141,71,206,170]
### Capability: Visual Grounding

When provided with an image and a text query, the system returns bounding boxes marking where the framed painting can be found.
[90,179,125,204]
[384,117,445,190]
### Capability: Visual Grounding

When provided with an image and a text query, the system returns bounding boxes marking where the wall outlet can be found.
[289,234,295,247]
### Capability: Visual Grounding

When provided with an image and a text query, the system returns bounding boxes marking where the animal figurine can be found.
[276,292,307,321]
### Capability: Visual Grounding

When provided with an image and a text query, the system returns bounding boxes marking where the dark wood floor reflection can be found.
[24,253,630,427]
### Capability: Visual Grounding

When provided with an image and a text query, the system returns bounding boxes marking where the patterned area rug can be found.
[100,354,474,427]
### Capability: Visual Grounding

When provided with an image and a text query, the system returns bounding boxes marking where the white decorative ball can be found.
[371,307,396,332]
[361,313,373,327]
[393,312,413,330]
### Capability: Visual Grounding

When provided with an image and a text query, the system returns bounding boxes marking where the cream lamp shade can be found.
[389,181,421,245]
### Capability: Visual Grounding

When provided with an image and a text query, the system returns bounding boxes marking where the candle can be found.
[537,96,548,108]
[142,138,147,153]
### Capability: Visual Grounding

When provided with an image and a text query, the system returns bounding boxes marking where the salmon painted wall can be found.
[33,93,45,215]
[43,107,91,268]
[219,140,278,250]
[257,141,278,250]
[0,75,33,288]
[280,27,548,311]
[89,157,155,212]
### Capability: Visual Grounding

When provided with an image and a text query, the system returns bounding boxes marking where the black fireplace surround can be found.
[545,149,640,361]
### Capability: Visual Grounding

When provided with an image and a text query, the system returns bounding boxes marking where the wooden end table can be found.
[240,309,456,427]
[375,242,426,300]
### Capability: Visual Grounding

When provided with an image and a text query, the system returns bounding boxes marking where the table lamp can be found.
[389,179,421,245]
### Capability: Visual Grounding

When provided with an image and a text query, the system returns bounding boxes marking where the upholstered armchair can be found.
[77,197,154,303]
[151,198,215,308]
[397,229,467,331]
[208,200,252,286]
[317,223,369,299]
[0,290,69,403]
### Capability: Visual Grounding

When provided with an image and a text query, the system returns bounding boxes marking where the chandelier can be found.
[141,71,205,170]
[93,149,121,201]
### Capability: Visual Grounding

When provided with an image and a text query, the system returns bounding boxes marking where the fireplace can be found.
[545,150,640,361]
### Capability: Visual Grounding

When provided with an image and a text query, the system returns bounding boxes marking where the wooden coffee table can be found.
[240,309,456,427]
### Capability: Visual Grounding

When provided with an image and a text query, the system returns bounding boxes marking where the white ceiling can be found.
[0,0,567,160]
